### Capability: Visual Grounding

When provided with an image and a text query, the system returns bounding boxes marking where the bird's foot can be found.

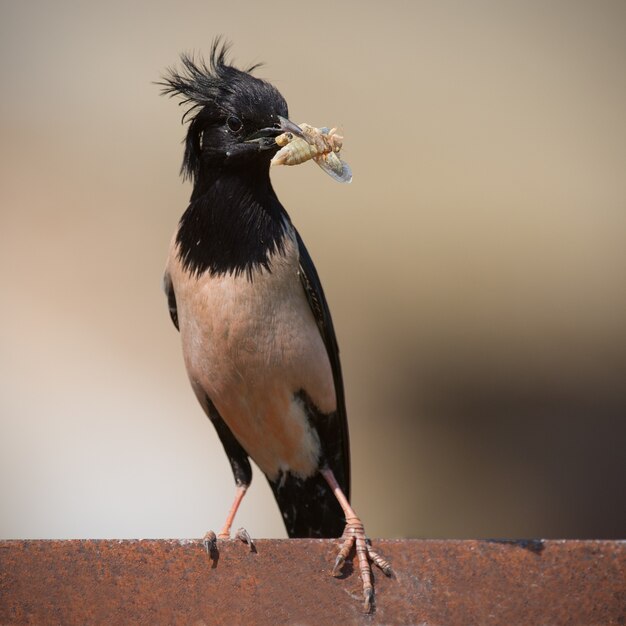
[234,527,256,552]
[202,527,255,554]
[332,517,393,613]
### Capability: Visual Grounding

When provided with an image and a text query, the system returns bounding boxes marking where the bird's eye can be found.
[226,116,243,133]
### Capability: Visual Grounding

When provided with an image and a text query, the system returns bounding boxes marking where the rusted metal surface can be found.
[0,539,624,625]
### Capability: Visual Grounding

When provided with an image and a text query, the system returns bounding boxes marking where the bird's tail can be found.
[268,472,346,538]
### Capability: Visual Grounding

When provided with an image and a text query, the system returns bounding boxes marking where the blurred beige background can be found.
[1,0,625,540]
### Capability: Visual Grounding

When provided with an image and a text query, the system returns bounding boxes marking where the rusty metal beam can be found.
[1,539,624,624]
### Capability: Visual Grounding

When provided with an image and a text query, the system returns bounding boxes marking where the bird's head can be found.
[159,40,302,182]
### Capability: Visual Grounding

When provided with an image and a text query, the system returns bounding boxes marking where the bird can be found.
[159,40,391,612]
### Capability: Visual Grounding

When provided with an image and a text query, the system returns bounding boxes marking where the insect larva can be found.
[271,123,352,183]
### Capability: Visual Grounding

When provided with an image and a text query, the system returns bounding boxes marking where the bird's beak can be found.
[245,116,305,145]
[276,116,305,137]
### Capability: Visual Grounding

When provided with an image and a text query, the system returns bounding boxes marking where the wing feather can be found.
[295,230,350,500]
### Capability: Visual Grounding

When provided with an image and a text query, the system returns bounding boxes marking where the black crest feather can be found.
[158,37,265,180]
[159,38,263,113]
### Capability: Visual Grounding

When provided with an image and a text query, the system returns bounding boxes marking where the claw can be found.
[332,553,345,577]
[363,587,374,614]
[202,530,217,555]
[235,527,255,551]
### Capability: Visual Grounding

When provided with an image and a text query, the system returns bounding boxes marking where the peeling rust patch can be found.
[0,539,624,625]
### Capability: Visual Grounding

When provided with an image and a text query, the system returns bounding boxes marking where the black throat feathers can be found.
[176,166,290,279]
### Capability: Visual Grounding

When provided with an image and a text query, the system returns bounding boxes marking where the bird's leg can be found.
[321,467,393,613]
[218,484,247,538]
[203,484,254,553]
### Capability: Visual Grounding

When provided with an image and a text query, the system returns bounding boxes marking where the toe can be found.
[235,527,255,551]
[368,548,393,577]
[363,587,374,613]
[202,530,217,555]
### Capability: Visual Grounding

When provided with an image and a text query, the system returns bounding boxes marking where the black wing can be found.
[295,229,351,500]
[267,230,351,538]
[163,272,179,330]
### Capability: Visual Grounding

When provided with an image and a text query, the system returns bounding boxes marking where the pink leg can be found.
[321,468,393,613]
[203,484,253,553]
[218,484,247,538]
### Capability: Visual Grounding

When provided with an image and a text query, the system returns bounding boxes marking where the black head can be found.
[159,40,299,182]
